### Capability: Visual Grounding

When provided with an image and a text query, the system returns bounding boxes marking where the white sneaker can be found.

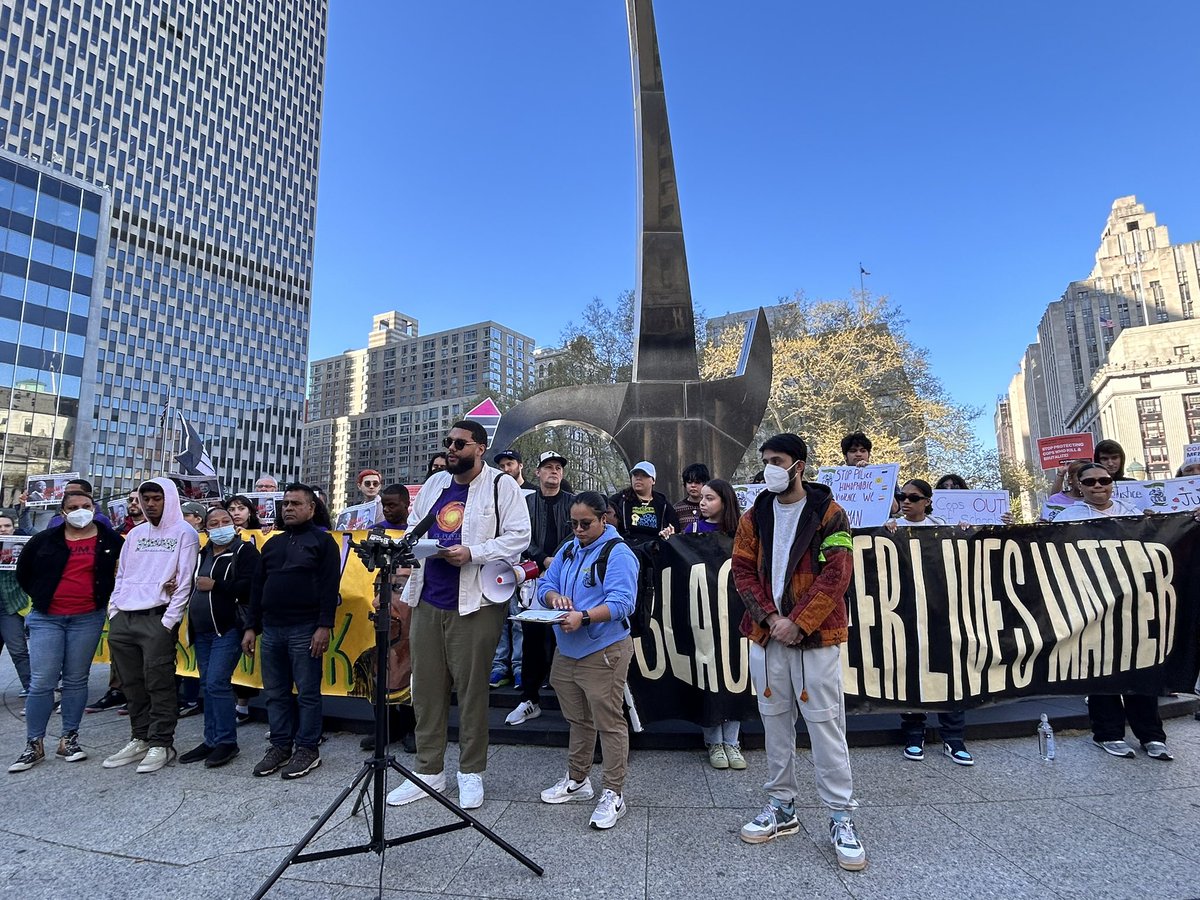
[457,771,484,809]
[102,739,150,768]
[386,771,446,806]
[505,700,541,726]
[830,817,867,871]
[589,789,627,829]
[136,746,177,773]
[540,773,595,804]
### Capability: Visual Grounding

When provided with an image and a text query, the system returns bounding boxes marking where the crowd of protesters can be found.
[1,423,1196,874]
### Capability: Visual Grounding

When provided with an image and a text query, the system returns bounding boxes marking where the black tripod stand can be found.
[252,532,544,899]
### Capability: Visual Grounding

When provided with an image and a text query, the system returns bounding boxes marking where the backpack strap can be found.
[590,536,621,584]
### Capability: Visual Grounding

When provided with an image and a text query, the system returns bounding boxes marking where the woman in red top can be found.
[8,493,124,772]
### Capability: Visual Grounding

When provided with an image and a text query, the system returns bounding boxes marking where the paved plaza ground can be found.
[1,664,1198,899]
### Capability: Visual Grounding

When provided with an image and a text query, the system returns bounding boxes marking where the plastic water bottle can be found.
[1037,713,1056,760]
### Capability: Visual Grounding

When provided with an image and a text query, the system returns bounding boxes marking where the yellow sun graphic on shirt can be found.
[437,501,465,534]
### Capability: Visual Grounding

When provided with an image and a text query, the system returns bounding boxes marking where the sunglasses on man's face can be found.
[361,480,380,487]
[443,437,478,450]
[1079,476,1114,487]
[569,518,597,530]
[897,492,928,504]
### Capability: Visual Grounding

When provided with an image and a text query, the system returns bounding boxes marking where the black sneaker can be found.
[236,706,252,726]
[253,745,292,777]
[8,738,45,773]
[177,701,201,718]
[400,731,417,754]
[281,747,321,780]
[56,731,87,762]
[85,688,126,713]
[205,744,240,768]
[179,743,214,764]
[360,733,376,751]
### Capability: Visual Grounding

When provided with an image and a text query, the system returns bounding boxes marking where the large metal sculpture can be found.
[490,0,771,485]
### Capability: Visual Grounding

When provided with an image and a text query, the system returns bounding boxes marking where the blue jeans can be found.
[260,622,323,752]
[24,608,105,740]
[193,628,242,747]
[0,610,31,691]
[490,592,523,677]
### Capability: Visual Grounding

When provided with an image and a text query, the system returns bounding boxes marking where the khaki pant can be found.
[410,600,506,775]
[108,609,180,748]
[550,636,633,794]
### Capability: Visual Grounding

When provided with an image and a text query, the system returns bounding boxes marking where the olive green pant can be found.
[410,600,506,775]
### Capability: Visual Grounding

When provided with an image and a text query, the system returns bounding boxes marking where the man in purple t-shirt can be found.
[386,419,531,812]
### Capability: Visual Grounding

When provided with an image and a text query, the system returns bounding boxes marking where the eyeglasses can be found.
[443,437,479,450]
[897,493,928,503]
[1079,476,1114,487]
[361,480,380,487]
[568,518,597,530]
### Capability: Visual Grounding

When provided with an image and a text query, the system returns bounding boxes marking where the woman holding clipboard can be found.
[535,491,639,831]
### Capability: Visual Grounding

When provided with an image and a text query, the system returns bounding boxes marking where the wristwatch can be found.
[580,611,591,626]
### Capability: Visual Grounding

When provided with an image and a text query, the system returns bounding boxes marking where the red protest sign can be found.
[1036,433,1095,470]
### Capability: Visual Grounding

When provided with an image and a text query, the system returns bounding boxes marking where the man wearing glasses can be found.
[387,420,531,810]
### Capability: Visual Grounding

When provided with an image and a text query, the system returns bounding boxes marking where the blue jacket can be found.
[536,524,638,660]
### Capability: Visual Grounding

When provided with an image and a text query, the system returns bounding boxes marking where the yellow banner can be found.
[94,529,394,696]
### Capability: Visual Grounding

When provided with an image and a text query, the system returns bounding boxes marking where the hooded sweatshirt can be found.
[108,477,201,629]
[535,524,638,660]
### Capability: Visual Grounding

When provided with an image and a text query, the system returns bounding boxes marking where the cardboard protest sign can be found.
[931,490,1011,525]
[1112,481,1151,511]
[1135,475,1200,513]
[0,535,29,570]
[24,472,80,507]
[815,464,899,527]
[731,483,767,511]
[1036,433,1094,470]
[1184,444,1200,466]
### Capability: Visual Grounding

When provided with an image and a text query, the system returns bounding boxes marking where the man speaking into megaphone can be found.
[385,420,531,812]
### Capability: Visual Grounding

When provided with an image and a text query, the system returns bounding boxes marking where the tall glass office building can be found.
[0,0,328,498]
[0,151,106,504]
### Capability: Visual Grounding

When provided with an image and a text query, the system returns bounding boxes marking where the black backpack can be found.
[590,536,656,638]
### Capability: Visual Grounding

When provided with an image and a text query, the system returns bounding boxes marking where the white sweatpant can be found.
[749,641,857,813]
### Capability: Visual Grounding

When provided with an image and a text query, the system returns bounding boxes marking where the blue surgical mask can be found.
[208,525,237,546]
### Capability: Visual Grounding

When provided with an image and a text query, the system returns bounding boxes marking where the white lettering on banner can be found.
[842,533,1185,703]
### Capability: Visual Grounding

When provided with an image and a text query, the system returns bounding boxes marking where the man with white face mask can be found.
[730,433,866,872]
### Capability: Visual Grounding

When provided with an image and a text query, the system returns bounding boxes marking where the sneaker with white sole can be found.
[1095,739,1136,758]
[505,700,541,726]
[943,741,974,766]
[136,746,177,773]
[740,802,799,844]
[589,789,626,829]
[457,771,484,809]
[8,738,45,773]
[281,747,321,780]
[724,743,747,770]
[1142,741,1174,761]
[830,817,867,871]
[102,738,150,768]
[386,771,446,806]
[707,744,729,769]
[540,773,595,804]
[56,731,87,762]
[903,742,924,761]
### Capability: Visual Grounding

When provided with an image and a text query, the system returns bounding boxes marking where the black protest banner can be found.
[843,515,1200,710]
[627,533,758,727]
[624,516,1200,724]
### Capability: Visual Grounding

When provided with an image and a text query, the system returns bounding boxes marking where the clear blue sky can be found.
[309,1,1200,448]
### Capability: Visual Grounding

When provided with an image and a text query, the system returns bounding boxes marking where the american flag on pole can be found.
[1100,316,1114,328]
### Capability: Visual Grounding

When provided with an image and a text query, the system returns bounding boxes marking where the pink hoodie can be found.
[108,477,201,628]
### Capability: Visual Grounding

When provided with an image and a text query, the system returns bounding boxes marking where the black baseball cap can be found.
[493,449,522,464]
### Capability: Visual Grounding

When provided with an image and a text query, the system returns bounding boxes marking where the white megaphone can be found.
[481,559,540,604]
